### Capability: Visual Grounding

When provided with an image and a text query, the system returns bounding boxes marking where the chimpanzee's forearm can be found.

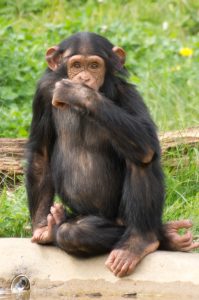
[90,94,160,164]
[26,150,55,230]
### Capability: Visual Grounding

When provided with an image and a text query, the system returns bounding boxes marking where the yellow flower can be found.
[179,47,193,57]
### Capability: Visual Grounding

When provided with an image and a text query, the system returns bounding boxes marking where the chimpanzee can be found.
[26,32,199,277]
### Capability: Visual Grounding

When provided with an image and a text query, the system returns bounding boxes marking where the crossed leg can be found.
[31,204,199,277]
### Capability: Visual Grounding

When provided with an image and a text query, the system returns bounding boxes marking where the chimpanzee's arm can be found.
[91,94,160,164]
[53,80,160,165]
[26,84,55,230]
[95,95,164,236]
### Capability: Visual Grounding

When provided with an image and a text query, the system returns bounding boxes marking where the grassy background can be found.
[0,0,198,240]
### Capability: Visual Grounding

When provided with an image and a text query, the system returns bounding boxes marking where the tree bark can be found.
[0,127,198,175]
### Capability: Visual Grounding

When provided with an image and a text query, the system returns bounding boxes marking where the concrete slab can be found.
[0,238,199,299]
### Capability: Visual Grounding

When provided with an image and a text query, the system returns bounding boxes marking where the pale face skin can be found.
[64,54,106,91]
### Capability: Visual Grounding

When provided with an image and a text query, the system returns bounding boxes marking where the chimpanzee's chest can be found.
[52,108,125,217]
[53,108,109,148]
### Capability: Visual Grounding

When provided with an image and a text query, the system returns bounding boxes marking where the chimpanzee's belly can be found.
[52,110,124,218]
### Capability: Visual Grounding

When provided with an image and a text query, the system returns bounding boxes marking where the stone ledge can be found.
[0,238,199,299]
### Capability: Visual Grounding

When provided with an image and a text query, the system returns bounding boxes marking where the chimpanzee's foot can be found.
[31,204,66,244]
[105,237,159,277]
[50,203,66,225]
[31,214,56,244]
[164,220,199,251]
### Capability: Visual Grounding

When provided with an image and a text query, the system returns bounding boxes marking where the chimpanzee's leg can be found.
[106,160,163,277]
[34,203,125,254]
[55,215,125,256]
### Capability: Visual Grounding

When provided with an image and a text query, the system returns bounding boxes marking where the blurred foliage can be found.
[0,0,199,136]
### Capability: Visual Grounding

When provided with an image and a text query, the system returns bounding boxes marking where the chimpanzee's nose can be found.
[78,71,91,82]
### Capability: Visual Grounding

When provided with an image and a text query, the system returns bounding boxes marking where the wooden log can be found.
[159,126,199,152]
[0,138,26,175]
[0,127,198,175]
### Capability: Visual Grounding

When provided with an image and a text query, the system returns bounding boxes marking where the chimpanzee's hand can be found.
[52,79,100,112]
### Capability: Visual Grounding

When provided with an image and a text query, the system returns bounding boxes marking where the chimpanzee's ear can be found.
[112,46,126,65]
[46,46,61,71]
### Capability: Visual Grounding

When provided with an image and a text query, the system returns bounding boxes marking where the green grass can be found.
[0,183,30,237]
[163,146,199,237]
[0,0,198,240]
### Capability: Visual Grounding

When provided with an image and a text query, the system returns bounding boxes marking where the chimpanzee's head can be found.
[45,32,126,91]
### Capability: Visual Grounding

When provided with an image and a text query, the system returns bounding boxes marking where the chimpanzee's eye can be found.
[90,62,99,69]
[73,62,81,68]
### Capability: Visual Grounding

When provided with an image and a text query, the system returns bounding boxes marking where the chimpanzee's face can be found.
[46,41,126,91]
[64,54,106,91]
